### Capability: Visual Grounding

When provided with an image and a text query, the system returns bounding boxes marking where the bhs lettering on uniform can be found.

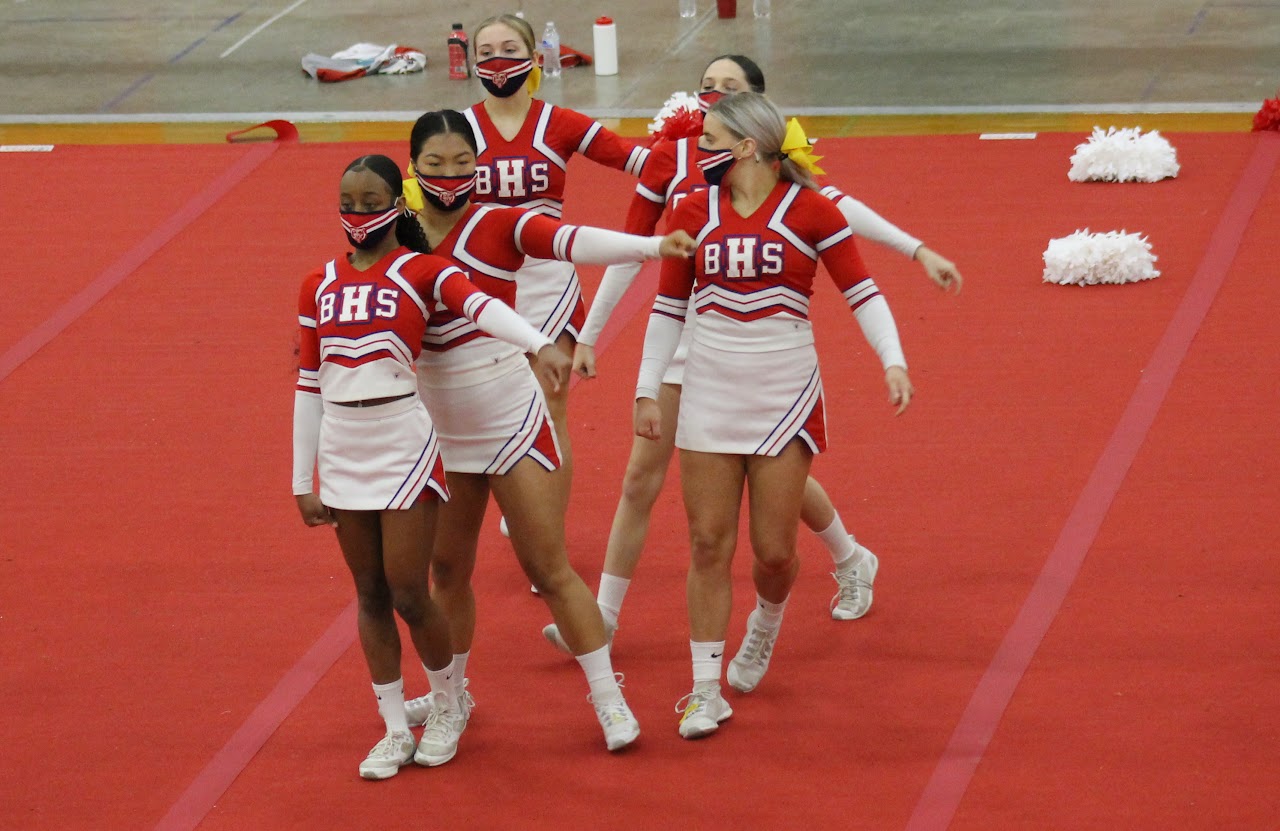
[474,157,551,199]
[318,283,400,325]
[669,184,708,211]
[702,236,784,280]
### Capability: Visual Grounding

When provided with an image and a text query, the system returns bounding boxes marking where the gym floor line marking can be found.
[220,0,311,59]
[905,131,1280,831]
[0,142,279,384]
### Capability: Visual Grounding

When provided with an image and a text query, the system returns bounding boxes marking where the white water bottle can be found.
[540,21,561,78]
[679,0,697,18]
[753,0,770,17]
[592,17,618,76]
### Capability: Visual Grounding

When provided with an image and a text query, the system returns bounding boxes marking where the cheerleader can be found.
[462,13,651,517]
[292,154,571,776]
[396,111,695,753]
[540,54,960,655]
[632,92,914,737]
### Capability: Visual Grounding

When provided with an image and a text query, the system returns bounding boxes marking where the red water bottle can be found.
[448,23,470,80]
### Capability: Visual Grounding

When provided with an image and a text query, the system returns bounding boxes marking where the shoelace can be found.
[586,673,631,724]
[368,731,413,759]
[423,707,465,744]
[674,688,717,720]
[738,624,776,666]
[830,568,871,611]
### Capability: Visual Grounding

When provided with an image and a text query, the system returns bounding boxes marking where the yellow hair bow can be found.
[527,64,542,95]
[780,118,825,176]
[402,165,425,212]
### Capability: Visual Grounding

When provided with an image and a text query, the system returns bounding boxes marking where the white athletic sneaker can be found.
[499,515,510,537]
[830,546,879,620]
[588,680,640,751]
[726,609,781,693]
[675,685,733,739]
[358,730,416,780]
[406,678,475,727]
[541,619,617,655]
[413,692,467,767]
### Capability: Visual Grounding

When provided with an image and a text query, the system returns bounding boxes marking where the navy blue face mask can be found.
[696,146,738,188]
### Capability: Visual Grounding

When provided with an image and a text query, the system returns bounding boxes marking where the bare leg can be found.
[600,382,682,580]
[679,450,746,642]
[799,475,836,532]
[430,471,489,654]
[535,332,576,519]
[492,457,607,654]
[334,509,400,684]
[747,442,812,604]
[380,498,452,672]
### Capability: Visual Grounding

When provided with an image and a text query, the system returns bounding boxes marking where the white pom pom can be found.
[1068,126,1180,183]
[1042,230,1161,285]
[648,91,699,135]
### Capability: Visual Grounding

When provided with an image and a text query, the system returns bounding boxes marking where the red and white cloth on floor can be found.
[302,43,426,83]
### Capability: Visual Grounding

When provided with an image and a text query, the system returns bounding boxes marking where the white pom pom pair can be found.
[1068,126,1180,183]
[1042,230,1160,286]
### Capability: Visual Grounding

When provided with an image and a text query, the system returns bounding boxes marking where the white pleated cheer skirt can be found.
[515,255,585,341]
[676,341,827,456]
[318,396,449,510]
[420,361,561,475]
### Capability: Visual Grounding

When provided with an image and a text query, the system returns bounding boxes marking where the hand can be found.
[659,230,697,259]
[634,397,662,440]
[534,343,572,393]
[885,366,914,415]
[573,342,598,379]
[914,245,963,294]
[296,493,337,528]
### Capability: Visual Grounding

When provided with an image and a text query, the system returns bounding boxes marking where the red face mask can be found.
[415,171,477,211]
[697,89,727,113]
[340,207,400,249]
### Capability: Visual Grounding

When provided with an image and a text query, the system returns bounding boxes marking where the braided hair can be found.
[342,154,432,254]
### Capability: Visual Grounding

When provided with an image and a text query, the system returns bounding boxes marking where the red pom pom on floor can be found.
[1252,94,1280,132]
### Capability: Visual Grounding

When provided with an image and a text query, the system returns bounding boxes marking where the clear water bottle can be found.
[539,21,561,78]
[753,0,770,17]
[679,0,697,18]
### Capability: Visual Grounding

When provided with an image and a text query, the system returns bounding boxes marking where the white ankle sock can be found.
[576,645,621,701]
[451,652,470,697]
[424,665,460,710]
[596,573,630,628]
[691,640,726,686]
[372,678,409,734]
[815,515,860,566]
[754,594,789,629]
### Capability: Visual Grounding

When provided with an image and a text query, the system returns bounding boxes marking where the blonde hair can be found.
[472,14,541,94]
[708,91,817,191]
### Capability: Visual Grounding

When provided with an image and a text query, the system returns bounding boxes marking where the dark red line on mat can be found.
[0,142,278,385]
[906,131,1280,831]
[154,601,357,831]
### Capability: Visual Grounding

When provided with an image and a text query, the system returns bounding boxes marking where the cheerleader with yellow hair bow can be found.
[625,89,924,735]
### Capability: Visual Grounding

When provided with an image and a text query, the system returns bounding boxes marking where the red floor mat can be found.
[0,133,1276,830]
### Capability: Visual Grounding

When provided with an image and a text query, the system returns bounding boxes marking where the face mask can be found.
[696,146,738,188]
[476,57,533,98]
[697,89,727,113]
[340,207,400,249]
[415,171,476,212]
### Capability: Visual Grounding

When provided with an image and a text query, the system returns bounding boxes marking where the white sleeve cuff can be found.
[834,194,922,260]
[292,391,323,495]
[852,295,907,371]
[474,298,554,355]
[636,310,685,400]
[580,261,645,346]
[568,226,663,264]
